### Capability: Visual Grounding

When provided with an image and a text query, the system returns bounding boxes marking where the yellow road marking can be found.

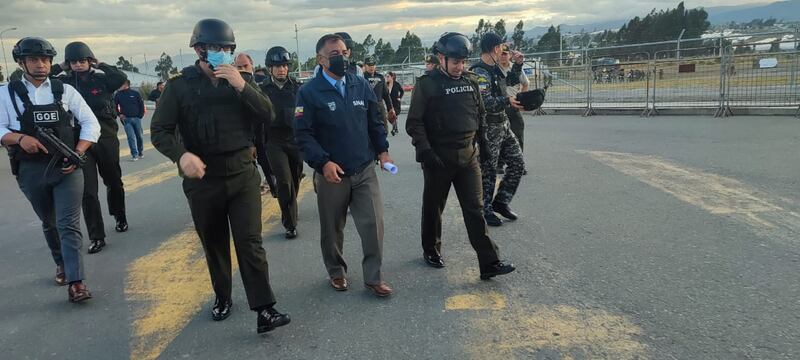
[582,150,800,245]
[445,292,506,310]
[466,305,647,359]
[125,180,313,360]
[120,142,155,158]
[118,128,151,141]
[121,161,177,193]
[437,185,647,358]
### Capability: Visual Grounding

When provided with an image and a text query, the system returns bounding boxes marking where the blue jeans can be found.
[17,161,86,282]
[123,117,144,157]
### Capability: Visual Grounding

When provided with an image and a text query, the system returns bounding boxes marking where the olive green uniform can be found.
[150,63,278,310]
[405,69,500,270]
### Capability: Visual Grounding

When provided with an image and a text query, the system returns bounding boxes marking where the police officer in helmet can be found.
[406,32,515,280]
[0,37,101,302]
[260,46,303,239]
[150,18,290,334]
[471,32,526,227]
[51,41,130,253]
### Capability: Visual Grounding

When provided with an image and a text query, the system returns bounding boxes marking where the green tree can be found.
[512,21,526,50]
[116,56,139,73]
[373,38,395,64]
[394,31,424,63]
[494,19,507,40]
[537,25,561,52]
[471,18,495,56]
[154,52,176,80]
[303,56,317,71]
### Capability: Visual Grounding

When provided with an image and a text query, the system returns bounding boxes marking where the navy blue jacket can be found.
[114,89,145,118]
[295,69,389,175]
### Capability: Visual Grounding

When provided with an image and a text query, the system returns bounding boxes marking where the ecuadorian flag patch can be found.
[294,106,304,119]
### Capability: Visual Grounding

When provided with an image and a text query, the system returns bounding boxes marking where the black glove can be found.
[421,149,445,169]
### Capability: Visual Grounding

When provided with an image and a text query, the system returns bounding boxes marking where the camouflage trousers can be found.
[480,117,525,215]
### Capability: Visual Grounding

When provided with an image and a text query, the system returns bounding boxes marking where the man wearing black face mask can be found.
[150,18,290,334]
[51,41,129,254]
[470,32,526,228]
[295,34,395,297]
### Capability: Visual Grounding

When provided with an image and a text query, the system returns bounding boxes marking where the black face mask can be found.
[328,55,347,77]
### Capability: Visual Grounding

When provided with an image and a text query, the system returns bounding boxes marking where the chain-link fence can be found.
[375,31,800,117]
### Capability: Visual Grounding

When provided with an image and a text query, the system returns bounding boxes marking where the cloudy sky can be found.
[0,0,773,67]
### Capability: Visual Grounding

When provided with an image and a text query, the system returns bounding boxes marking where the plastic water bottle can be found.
[383,162,398,175]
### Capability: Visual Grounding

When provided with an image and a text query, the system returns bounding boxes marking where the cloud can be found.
[0,0,774,65]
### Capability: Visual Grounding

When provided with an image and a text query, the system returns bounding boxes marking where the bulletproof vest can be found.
[176,66,254,156]
[260,77,298,133]
[7,79,78,162]
[470,61,508,100]
[67,71,118,136]
[423,71,481,144]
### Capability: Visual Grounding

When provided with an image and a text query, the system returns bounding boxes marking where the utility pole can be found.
[1,27,18,79]
[295,24,301,73]
[677,29,686,60]
[144,54,148,75]
[179,48,183,68]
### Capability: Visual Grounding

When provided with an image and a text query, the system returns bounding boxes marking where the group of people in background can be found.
[2,18,540,336]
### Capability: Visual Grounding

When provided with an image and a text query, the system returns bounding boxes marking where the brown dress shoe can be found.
[364,282,393,297]
[330,277,348,291]
[68,282,92,303]
[55,265,67,286]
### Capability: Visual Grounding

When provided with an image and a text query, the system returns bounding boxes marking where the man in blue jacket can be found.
[295,34,395,297]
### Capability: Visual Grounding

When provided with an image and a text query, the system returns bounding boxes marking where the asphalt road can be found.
[0,113,798,360]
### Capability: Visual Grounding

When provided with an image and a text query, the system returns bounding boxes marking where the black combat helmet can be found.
[334,32,355,50]
[480,32,504,53]
[64,41,95,62]
[190,19,236,49]
[12,37,57,62]
[265,46,291,66]
[434,33,471,59]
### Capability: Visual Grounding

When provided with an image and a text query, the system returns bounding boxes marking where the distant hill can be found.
[706,0,800,23]
[134,49,265,77]
[525,0,800,39]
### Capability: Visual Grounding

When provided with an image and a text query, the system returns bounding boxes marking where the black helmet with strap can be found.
[12,37,57,62]
[265,46,291,66]
[190,19,236,49]
[480,32,504,54]
[334,32,355,50]
[64,41,96,62]
[434,32,471,59]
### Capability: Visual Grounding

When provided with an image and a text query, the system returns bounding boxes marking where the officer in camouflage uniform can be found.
[470,32,525,227]
[406,32,515,279]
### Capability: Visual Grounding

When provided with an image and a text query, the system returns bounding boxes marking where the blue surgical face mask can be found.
[206,50,233,69]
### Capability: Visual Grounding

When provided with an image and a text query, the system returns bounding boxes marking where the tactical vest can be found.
[7,79,78,162]
[470,61,508,115]
[66,71,118,136]
[176,66,253,156]
[260,78,298,136]
[423,71,481,146]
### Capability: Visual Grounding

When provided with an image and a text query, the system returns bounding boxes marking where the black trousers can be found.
[266,140,303,230]
[182,165,277,310]
[83,135,125,240]
[254,138,277,194]
[421,154,500,269]
[506,107,525,151]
